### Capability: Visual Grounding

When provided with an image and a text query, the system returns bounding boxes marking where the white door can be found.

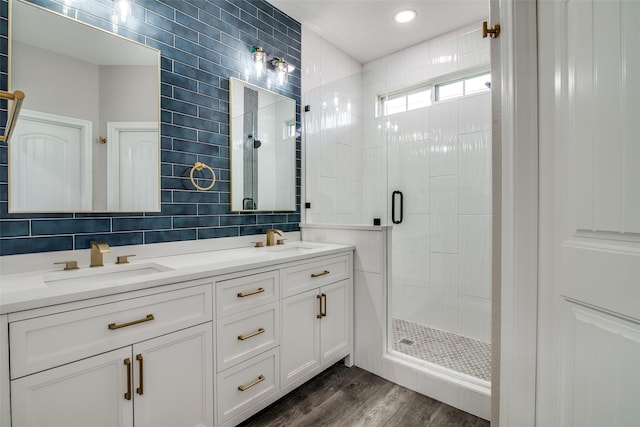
[107,122,159,211]
[133,324,213,427]
[537,0,640,426]
[9,109,92,211]
[11,347,133,427]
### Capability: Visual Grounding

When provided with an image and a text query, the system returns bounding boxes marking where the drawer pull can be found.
[237,287,265,298]
[124,358,132,401]
[136,354,144,395]
[238,374,265,391]
[311,270,330,278]
[108,314,155,330]
[238,328,266,341]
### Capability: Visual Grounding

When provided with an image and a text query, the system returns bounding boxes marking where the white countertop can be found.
[0,241,354,315]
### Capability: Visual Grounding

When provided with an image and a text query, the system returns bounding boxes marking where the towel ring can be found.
[190,162,216,191]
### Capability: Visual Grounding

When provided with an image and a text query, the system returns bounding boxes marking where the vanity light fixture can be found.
[251,46,295,84]
[115,0,131,22]
[272,57,289,85]
[111,0,132,31]
[393,9,417,24]
[252,46,267,77]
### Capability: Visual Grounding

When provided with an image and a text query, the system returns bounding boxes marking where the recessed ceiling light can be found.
[393,9,417,24]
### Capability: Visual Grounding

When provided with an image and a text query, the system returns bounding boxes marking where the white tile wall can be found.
[430,101,459,177]
[302,27,362,94]
[458,296,491,342]
[458,93,492,134]
[459,215,492,299]
[459,130,492,215]
[430,175,459,254]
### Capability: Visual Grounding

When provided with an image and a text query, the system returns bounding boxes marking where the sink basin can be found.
[43,263,172,287]
[265,242,324,254]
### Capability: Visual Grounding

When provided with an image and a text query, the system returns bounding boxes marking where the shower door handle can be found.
[392,191,403,224]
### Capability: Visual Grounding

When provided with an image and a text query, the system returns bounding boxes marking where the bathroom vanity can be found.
[0,241,354,427]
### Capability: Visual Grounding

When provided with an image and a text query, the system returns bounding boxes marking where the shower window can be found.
[378,71,490,117]
[379,87,432,116]
[434,72,491,101]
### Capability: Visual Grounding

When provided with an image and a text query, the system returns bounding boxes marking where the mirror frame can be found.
[7,0,161,213]
[229,77,296,213]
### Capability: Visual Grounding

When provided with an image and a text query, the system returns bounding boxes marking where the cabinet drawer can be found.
[281,255,350,297]
[216,270,279,317]
[10,284,212,379]
[216,302,279,372]
[217,348,279,424]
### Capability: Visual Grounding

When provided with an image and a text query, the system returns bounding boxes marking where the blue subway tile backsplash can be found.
[0,0,301,256]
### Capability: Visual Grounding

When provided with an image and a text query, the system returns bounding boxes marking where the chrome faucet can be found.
[265,229,283,246]
[90,241,111,267]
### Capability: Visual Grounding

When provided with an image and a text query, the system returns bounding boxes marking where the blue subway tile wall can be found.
[0,0,301,256]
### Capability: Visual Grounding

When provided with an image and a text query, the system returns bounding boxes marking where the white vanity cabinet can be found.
[281,255,351,387]
[7,280,214,427]
[0,244,354,427]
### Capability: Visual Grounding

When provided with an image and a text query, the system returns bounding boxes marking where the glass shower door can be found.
[385,93,492,384]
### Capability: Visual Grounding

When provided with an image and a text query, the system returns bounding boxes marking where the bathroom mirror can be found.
[8,0,160,212]
[230,78,296,212]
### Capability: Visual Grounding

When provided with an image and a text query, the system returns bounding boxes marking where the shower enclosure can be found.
[384,88,492,385]
[303,23,492,403]
[303,72,491,384]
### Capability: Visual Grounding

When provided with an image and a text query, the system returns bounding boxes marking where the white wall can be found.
[12,42,100,134]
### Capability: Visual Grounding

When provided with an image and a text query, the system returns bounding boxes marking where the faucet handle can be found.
[54,260,79,271]
[116,254,136,264]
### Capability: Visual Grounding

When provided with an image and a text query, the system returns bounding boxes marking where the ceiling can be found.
[267,0,489,64]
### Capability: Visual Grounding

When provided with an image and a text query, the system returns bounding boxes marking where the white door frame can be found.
[494,0,539,425]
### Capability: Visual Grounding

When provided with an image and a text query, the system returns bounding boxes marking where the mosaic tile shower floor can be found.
[392,318,492,382]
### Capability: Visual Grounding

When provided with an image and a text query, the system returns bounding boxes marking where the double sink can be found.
[38,241,323,289]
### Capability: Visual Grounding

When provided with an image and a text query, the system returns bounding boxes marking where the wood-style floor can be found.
[238,364,490,427]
